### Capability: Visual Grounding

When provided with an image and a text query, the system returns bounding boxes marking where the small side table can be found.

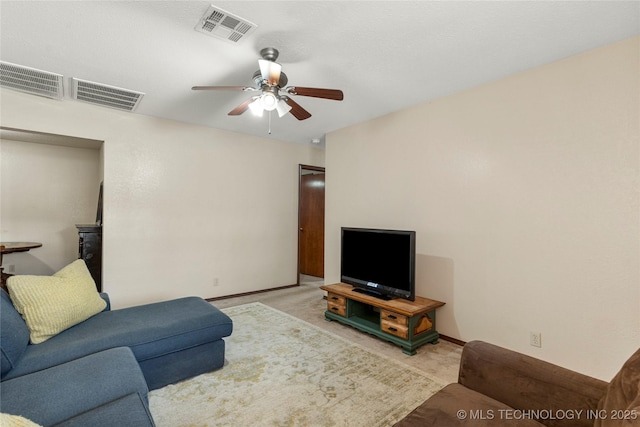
[0,242,43,291]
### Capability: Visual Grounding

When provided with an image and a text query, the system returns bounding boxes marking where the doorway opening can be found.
[298,164,325,285]
[0,127,104,280]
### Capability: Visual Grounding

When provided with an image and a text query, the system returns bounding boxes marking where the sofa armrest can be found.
[0,347,151,426]
[458,341,608,427]
[99,292,111,311]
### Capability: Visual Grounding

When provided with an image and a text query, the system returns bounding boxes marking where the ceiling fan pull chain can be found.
[268,110,272,134]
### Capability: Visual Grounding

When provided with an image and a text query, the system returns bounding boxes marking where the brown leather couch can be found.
[395,340,640,426]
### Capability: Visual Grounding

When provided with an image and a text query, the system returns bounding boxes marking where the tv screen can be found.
[340,227,415,301]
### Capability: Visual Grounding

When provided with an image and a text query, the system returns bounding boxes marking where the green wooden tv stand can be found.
[320,283,445,355]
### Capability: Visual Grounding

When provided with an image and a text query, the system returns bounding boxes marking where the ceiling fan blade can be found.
[228,98,256,116]
[192,86,253,91]
[282,96,312,120]
[258,59,282,85]
[286,86,344,101]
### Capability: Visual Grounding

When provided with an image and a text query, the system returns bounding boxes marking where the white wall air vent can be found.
[72,78,144,112]
[195,5,257,43]
[0,61,64,99]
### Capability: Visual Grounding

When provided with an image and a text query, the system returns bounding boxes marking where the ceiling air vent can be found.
[195,5,257,43]
[72,78,144,112]
[0,61,64,99]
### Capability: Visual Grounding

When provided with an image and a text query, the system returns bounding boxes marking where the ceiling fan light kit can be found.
[258,59,282,86]
[276,99,292,118]
[248,97,263,117]
[259,90,278,111]
[192,47,343,132]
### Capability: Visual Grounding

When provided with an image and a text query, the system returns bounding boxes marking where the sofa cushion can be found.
[7,260,106,344]
[0,290,30,378]
[2,297,232,381]
[595,347,640,427]
[394,383,544,427]
[0,347,150,427]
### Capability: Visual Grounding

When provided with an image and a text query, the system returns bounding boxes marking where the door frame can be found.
[297,164,326,285]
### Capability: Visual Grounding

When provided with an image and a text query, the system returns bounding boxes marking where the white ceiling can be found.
[1,1,638,146]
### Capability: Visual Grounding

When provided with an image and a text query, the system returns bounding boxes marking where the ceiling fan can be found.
[192,47,344,121]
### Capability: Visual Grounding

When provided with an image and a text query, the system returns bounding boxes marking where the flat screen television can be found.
[340,227,416,301]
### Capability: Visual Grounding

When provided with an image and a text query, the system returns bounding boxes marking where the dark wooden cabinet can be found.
[76,225,102,292]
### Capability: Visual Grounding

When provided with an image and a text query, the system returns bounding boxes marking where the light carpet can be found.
[149,302,444,427]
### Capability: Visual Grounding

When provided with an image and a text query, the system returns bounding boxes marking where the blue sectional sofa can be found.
[1,289,233,426]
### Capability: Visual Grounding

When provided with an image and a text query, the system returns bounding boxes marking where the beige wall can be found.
[0,89,324,308]
[325,36,639,380]
[0,139,101,275]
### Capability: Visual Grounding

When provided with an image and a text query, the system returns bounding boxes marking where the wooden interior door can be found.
[299,167,325,278]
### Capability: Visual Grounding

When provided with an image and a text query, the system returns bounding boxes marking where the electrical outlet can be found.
[530,332,542,348]
[213,278,219,287]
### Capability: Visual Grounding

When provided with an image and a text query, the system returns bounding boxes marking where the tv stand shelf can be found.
[320,283,445,355]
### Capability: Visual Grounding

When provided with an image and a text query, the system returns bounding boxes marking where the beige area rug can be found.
[149,302,444,427]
